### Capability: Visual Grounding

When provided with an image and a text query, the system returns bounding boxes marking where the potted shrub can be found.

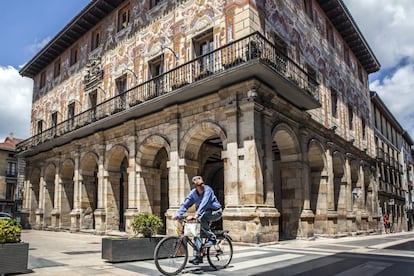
[102,213,164,262]
[0,218,29,274]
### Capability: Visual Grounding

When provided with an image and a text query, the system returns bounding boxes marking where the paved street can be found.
[19,230,414,275]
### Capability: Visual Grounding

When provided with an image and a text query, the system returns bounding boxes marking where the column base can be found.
[93,208,106,235]
[70,209,81,232]
[222,206,280,244]
[124,209,139,234]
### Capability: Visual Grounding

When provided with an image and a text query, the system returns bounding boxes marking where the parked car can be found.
[0,212,13,220]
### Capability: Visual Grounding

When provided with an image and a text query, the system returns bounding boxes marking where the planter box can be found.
[102,237,163,263]
[0,242,29,274]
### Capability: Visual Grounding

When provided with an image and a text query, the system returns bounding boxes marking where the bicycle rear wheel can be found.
[207,235,233,269]
[154,236,188,276]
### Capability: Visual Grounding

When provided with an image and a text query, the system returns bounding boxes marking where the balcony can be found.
[17,32,320,156]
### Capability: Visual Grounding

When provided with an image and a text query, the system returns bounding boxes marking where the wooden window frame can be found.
[118,4,130,32]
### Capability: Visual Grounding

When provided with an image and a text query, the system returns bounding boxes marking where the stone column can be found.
[296,130,313,238]
[325,144,338,235]
[125,134,138,233]
[222,93,279,244]
[94,144,106,234]
[35,164,45,230]
[70,149,81,232]
[345,155,356,233]
[51,158,61,230]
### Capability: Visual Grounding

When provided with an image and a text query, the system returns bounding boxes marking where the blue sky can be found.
[0,0,413,144]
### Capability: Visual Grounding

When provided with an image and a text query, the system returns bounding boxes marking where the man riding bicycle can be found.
[173,175,222,265]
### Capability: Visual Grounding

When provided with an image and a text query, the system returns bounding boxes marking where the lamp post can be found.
[123,68,138,82]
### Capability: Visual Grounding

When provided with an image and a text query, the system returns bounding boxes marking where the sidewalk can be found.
[20,230,414,275]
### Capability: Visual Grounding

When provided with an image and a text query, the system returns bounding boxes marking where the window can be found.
[67,102,75,128]
[331,89,338,118]
[91,27,102,51]
[6,182,14,200]
[51,112,58,136]
[51,112,58,127]
[344,46,350,66]
[362,118,366,139]
[348,105,354,130]
[39,71,46,88]
[306,64,318,91]
[54,59,61,78]
[150,0,162,9]
[89,90,97,120]
[358,64,364,83]
[326,20,334,47]
[193,30,214,73]
[303,0,313,21]
[115,75,127,110]
[7,162,17,177]
[70,45,79,66]
[37,120,43,134]
[118,4,130,32]
[149,56,164,96]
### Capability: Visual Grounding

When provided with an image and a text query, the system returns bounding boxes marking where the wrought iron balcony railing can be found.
[17,31,320,154]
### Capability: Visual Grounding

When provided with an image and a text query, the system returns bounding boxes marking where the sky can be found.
[0,0,413,144]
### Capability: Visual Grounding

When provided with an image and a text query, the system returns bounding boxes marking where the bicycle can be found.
[154,218,233,276]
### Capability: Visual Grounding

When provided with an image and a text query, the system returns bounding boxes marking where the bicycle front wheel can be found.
[154,236,188,276]
[207,235,233,269]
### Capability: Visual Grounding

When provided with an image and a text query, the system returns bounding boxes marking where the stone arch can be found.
[179,121,227,228]
[59,159,75,229]
[44,163,56,228]
[180,120,227,161]
[79,152,99,230]
[308,139,326,235]
[137,134,171,232]
[271,123,302,240]
[106,144,129,172]
[106,144,129,231]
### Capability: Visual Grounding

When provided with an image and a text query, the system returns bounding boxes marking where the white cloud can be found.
[344,0,414,140]
[0,66,33,141]
[371,65,414,139]
[344,0,414,69]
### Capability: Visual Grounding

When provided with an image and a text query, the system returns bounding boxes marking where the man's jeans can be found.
[193,208,222,256]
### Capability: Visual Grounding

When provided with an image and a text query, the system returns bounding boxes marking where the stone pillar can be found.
[94,145,106,234]
[345,155,356,233]
[222,88,279,243]
[125,134,138,233]
[70,150,81,232]
[299,130,314,239]
[51,158,61,230]
[35,164,45,230]
[325,144,338,235]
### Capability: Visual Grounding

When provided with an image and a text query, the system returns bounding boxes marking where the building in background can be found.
[402,132,414,231]
[17,0,383,242]
[0,135,24,215]
[370,91,413,232]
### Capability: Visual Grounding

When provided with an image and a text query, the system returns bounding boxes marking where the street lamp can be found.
[161,44,179,66]
[123,68,138,81]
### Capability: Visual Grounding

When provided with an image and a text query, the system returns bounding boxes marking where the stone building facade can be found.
[370,91,413,232]
[0,136,24,214]
[18,0,382,243]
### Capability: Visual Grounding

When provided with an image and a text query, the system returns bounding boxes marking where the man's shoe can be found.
[189,256,203,265]
[204,239,217,247]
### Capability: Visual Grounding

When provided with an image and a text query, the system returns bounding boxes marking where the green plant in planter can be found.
[131,213,163,238]
[0,219,22,244]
